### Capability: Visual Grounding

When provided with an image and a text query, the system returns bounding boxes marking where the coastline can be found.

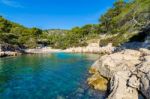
[0,43,115,59]
[88,48,150,99]
[1,43,150,99]
[24,43,115,54]
[24,47,63,54]
[0,51,22,57]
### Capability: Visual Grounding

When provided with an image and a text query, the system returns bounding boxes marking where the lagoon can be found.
[0,53,106,99]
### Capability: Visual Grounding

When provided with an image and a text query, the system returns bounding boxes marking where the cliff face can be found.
[88,48,150,99]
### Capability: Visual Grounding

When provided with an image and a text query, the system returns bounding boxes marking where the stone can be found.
[88,48,150,99]
[0,51,20,57]
[128,75,140,89]
[91,49,141,78]
[87,72,108,91]
[140,71,150,99]
[64,43,116,54]
[108,71,138,99]
[139,48,150,55]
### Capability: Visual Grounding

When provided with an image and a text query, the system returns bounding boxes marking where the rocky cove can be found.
[1,33,150,99]
[2,42,150,99]
[25,42,150,99]
[0,0,150,98]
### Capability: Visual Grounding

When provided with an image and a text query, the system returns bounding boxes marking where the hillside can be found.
[0,16,43,48]
[99,0,150,46]
[43,0,150,49]
[45,24,100,49]
[0,0,150,50]
[44,29,69,35]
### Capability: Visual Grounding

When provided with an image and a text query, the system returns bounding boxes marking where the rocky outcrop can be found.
[0,44,24,57]
[89,48,150,99]
[65,43,116,54]
[108,71,139,99]
[87,68,108,91]
[0,51,20,57]
[1,43,115,55]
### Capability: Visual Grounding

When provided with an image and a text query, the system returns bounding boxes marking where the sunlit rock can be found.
[89,48,150,99]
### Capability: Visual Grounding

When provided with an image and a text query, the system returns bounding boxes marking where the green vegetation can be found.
[45,24,100,49]
[0,16,100,49]
[0,16,43,48]
[0,0,149,49]
[99,0,150,46]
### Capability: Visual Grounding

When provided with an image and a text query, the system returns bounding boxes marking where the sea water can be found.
[0,53,106,99]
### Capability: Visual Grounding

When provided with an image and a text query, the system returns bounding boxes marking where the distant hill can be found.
[44,29,69,35]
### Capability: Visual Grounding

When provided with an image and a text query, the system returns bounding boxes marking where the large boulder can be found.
[87,71,108,91]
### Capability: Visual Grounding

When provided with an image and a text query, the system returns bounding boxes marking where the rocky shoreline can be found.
[64,43,116,54]
[0,51,22,57]
[24,47,63,54]
[25,43,116,54]
[0,43,115,57]
[88,48,150,99]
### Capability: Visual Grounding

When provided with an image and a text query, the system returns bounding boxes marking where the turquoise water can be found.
[0,53,106,99]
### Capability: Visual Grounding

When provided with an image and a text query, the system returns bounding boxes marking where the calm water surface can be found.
[0,53,106,99]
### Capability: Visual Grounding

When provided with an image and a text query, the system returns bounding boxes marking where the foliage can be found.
[0,0,149,49]
[99,0,150,46]
[0,16,43,48]
[46,24,100,49]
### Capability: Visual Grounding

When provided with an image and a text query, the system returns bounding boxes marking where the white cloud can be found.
[0,0,23,8]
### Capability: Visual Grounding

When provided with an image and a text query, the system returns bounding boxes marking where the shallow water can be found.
[0,53,106,99]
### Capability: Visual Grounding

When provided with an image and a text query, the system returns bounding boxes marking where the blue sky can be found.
[0,0,115,29]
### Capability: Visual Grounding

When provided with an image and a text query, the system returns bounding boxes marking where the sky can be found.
[0,0,115,29]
